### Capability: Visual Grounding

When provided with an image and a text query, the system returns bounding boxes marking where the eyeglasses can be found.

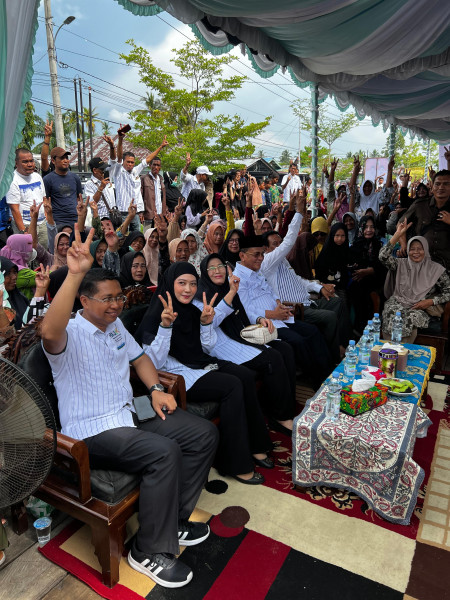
[228,238,240,244]
[244,251,265,258]
[207,264,226,272]
[85,295,127,305]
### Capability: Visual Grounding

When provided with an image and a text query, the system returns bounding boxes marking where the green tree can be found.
[257,149,264,159]
[291,99,359,161]
[120,39,270,173]
[279,149,291,164]
[82,107,101,134]
[32,110,75,152]
[19,101,40,149]
[101,121,111,135]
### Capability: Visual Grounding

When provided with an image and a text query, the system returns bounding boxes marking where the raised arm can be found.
[386,155,395,189]
[349,155,360,190]
[41,226,95,354]
[41,120,53,173]
[102,135,116,161]
[145,136,169,166]
[117,126,125,163]
[182,152,192,176]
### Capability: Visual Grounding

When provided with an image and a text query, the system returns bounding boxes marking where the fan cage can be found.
[0,357,56,509]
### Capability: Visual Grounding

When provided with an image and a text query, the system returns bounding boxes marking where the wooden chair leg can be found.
[10,501,28,535]
[91,522,124,588]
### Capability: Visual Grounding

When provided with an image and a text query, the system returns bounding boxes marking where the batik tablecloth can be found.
[293,390,432,525]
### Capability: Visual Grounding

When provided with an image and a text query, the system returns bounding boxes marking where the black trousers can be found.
[84,409,218,557]
[186,361,272,476]
[243,343,295,421]
[278,320,333,388]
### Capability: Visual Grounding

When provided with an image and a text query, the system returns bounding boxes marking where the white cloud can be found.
[108,108,130,123]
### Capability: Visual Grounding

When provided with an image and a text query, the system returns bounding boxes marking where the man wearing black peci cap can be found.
[43,147,82,226]
[84,157,118,220]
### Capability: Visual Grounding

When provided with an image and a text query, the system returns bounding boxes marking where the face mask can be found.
[129,246,135,252]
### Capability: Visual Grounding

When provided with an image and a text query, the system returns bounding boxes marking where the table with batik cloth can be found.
[292,343,435,525]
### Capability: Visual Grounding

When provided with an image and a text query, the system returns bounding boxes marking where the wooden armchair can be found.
[415,301,450,374]
[2,320,187,588]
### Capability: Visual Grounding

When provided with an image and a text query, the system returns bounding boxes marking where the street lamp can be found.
[44,0,76,149]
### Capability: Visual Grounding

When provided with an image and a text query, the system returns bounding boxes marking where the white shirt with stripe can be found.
[43,311,144,440]
[109,159,146,212]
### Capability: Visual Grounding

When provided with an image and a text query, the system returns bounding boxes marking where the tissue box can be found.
[370,345,409,371]
[340,383,389,417]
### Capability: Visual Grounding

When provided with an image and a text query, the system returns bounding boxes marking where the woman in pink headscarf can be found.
[0,234,37,299]
[203,221,225,254]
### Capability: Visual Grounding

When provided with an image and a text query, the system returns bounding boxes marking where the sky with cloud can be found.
[32,0,395,162]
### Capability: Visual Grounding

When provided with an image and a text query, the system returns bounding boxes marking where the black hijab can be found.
[196,254,264,349]
[48,265,82,312]
[185,189,207,217]
[350,215,382,268]
[135,262,218,369]
[315,222,350,288]
[219,229,244,267]
[164,171,182,210]
[120,230,146,258]
[0,257,29,329]
[119,251,151,288]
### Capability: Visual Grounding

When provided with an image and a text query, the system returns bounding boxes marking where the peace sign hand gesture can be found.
[200,292,218,325]
[67,225,95,275]
[159,292,178,327]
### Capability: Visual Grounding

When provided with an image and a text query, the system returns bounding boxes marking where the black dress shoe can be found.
[253,456,274,469]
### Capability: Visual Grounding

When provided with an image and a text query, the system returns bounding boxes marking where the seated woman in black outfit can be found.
[219,229,245,269]
[135,262,273,485]
[348,215,386,333]
[195,254,296,434]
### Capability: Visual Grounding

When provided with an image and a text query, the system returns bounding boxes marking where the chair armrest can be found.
[157,371,187,410]
[45,429,92,503]
[442,301,450,334]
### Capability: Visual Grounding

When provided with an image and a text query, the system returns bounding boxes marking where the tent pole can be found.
[310,84,319,218]
[389,124,397,158]
[424,138,431,182]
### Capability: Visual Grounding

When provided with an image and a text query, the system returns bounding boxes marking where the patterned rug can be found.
[38,385,450,600]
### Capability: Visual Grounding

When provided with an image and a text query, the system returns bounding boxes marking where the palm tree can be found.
[101,121,111,135]
[82,107,102,134]
[134,92,167,116]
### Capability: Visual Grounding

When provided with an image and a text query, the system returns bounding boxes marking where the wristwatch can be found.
[148,383,165,396]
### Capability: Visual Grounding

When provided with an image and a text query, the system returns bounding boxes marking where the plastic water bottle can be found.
[391,311,403,343]
[326,371,341,421]
[344,340,358,379]
[366,320,375,348]
[372,313,381,344]
[359,330,370,366]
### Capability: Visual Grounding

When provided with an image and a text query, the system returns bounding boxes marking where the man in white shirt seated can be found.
[40,227,218,589]
[234,234,333,390]
[6,147,47,246]
[259,217,350,362]
[180,152,212,199]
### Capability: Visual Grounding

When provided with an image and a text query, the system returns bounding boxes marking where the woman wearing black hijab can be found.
[185,189,207,229]
[315,222,350,292]
[135,262,272,484]
[164,171,182,212]
[119,251,151,288]
[119,230,146,258]
[195,254,296,435]
[219,229,244,268]
[348,215,386,333]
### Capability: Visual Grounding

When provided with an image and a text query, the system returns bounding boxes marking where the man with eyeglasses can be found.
[234,234,333,390]
[400,169,450,270]
[41,228,218,588]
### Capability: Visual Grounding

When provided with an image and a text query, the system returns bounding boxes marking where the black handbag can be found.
[99,187,122,229]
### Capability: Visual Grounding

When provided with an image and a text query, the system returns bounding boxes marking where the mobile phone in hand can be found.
[133,395,156,422]
[118,124,131,135]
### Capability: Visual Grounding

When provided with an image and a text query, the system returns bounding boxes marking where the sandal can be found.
[232,472,265,485]
[0,551,5,566]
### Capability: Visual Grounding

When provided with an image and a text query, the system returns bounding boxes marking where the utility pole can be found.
[44,0,65,148]
[74,79,82,172]
[88,87,94,161]
[78,78,86,172]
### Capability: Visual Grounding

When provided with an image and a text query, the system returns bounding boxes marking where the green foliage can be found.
[279,149,291,164]
[101,121,111,135]
[291,99,359,161]
[19,102,39,150]
[120,38,270,173]
[382,134,438,178]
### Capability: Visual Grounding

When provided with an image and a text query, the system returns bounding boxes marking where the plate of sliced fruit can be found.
[379,378,418,396]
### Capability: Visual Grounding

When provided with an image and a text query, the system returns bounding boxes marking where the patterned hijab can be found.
[181,228,208,275]
[52,232,70,269]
